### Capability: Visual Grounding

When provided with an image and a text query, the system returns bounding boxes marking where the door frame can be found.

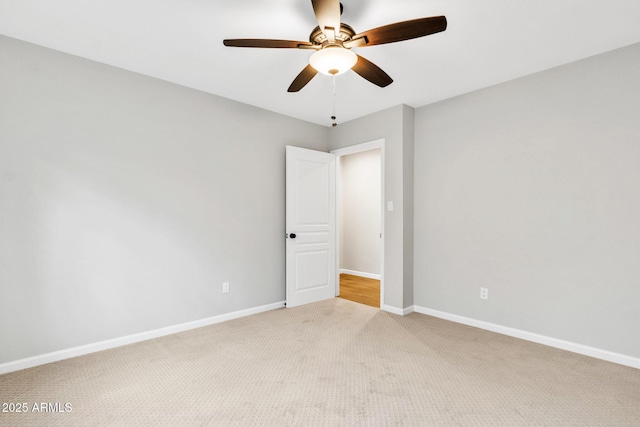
[331,139,385,308]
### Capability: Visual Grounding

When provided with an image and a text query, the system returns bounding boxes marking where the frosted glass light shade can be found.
[309,47,357,76]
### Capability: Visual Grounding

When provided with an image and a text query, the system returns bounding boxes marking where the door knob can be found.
[289,233,296,239]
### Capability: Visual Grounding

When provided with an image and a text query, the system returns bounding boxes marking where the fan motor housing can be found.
[309,23,356,47]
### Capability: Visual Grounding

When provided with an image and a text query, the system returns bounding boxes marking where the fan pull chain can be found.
[331,75,337,127]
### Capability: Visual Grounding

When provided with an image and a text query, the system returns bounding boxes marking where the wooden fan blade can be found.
[352,55,393,88]
[345,16,447,48]
[223,39,314,49]
[288,64,319,92]
[311,0,341,38]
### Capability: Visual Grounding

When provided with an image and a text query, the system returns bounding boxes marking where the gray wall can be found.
[414,42,640,358]
[339,149,381,276]
[330,105,414,310]
[0,35,329,364]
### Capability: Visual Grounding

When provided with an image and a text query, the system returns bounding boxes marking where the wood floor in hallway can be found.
[338,273,380,308]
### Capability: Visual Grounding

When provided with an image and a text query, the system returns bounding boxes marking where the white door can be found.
[286,146,336,308]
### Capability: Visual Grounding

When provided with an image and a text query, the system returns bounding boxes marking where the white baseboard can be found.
[381,304,415,316]
[0,301,285,375]
[413,306,640,370]
[339,269,381,280]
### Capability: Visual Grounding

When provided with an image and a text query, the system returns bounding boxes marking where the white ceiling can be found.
[2,0,640,126]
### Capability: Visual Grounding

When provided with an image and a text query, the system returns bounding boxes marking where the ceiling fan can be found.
[223,0,447,92]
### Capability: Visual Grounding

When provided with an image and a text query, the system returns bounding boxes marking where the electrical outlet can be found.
[480,287,488,300]
[222,282,230,294]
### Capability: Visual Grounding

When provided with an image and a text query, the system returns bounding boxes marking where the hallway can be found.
[338,273,380,308]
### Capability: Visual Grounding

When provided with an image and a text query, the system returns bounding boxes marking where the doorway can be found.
[332,140,384,308]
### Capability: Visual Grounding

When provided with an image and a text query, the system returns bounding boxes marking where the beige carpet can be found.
[1,298,639,426]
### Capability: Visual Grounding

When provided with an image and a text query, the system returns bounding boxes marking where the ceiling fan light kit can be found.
[309,46,357,75]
